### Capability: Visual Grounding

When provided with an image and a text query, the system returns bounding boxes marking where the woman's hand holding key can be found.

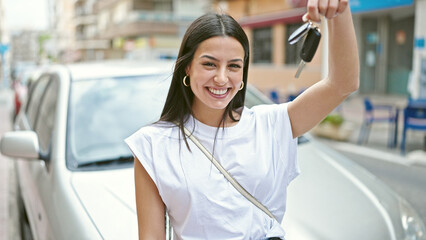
[287,0,359,139]
[304,0,349,22]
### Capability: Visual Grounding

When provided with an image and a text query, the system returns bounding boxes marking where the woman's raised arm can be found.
[288,0,360,138]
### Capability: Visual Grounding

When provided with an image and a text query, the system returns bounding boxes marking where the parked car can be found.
[11,66,43,121]
[1,60,425,240]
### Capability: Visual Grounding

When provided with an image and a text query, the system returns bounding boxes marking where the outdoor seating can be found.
[287,88,306,102]
[358,97,397,148]
[400,98,426,153]
[269,90,280,103]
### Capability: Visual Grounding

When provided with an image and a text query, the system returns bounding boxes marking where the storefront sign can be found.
[0,43,9,55]
[415,37,425,49]
[350,0,413,13]
[366,33,378,44]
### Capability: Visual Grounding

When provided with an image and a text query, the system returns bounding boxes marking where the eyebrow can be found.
[200,55,243,63]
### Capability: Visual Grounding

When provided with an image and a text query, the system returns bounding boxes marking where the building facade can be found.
[73,0,210,62]
[0,0,8,87]
[50,0,76,63]
[74,0,107,61]
[410,0,426,98]
[218,0,426,99]
[351,0,416,96]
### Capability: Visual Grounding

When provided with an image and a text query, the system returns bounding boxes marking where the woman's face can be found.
[186,36,245,118]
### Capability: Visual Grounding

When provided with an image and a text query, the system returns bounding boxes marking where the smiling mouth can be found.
[208,87,229,95]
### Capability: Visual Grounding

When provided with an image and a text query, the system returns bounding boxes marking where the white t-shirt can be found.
[125,103,299,240]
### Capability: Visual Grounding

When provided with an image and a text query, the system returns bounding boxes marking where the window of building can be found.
[252,27,272,64]
[133,0,173,11]
[285,22,304,65]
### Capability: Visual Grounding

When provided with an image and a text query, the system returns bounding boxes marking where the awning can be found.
[239,7,306,28]
[350,0,414,13]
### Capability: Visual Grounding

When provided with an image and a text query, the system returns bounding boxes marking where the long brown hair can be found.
[159,13,250,148]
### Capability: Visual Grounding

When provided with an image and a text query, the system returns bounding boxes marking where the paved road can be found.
[322,141,426,226]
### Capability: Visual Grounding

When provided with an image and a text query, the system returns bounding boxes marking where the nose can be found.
[214,68,228,86]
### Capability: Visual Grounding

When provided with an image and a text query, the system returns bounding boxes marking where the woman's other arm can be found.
[134,157,166,239]
[288,0,360,138]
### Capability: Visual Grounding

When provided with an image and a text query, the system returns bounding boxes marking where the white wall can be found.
[410,0,426,98]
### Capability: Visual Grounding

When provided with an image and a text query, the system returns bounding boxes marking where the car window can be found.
[67,74,171,167]
[245,86,274,107]
[25,75,50,129]
[35,75,59,153]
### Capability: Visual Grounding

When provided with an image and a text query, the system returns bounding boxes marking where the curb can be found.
[322,140,426,167]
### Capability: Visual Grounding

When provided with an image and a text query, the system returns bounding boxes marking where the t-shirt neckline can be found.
[185,106,249,139]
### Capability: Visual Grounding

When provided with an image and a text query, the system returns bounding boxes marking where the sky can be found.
[3,0,49,31]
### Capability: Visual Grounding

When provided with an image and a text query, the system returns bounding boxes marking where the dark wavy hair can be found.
[159,13,250,147]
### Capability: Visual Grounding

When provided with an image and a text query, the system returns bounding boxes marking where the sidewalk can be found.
[312,92,426,166]
[0,88,18,240]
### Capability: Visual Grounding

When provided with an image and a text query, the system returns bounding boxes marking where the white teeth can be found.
[208,88,228,95]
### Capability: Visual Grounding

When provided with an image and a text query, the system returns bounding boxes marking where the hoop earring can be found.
[239,81,244,91]
[183,76,189,87]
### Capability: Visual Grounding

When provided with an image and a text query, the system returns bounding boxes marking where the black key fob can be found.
[300,28,321,62]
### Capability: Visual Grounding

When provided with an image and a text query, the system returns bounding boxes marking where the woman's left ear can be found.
[185,65,191,76]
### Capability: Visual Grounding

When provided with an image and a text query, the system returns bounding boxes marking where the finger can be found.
[336,0,349,14]
[325,0,338,19]
[307,0,320,22]
[318,0,328,16]
[302,13,309,22]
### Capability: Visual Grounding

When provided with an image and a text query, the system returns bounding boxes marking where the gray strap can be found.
[181,126,276,220]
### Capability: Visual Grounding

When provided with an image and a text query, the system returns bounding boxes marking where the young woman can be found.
[125,0,359,239]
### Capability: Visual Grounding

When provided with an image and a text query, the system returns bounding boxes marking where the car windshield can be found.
[67,74,171,168]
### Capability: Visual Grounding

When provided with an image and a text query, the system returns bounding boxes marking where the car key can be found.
[288,21,312,45]
[295,27,321,78]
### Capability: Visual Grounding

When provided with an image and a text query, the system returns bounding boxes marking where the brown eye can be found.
[229,64,242,69]
[202,62,215,67]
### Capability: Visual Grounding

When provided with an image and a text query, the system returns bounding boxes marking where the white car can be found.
[1,60,425,240]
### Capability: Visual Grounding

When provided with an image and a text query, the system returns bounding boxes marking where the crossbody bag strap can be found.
[181,125,277,220]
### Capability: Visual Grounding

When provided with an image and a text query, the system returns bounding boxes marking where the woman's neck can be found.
[192,107,240,128]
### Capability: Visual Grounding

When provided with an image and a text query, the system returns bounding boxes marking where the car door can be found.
[17,73,59,240]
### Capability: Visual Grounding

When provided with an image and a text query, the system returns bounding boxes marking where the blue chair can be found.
[287,88,306,102]
[400,99,426,153]
[269,90,279,103]
[358,97,397,148]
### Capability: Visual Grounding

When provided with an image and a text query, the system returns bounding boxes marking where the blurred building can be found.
[10,32,39,63]
[216,0,426,99]
[0,0,4,43]
[9,31,40,80]
[50,0,76,63]
[74,0,107,61]
[350,0,419,97]
[413,0,426,98]
[73,0,210,62]
[0,0,7,86]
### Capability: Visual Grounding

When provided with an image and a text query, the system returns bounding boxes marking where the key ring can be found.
[288,20,320,45]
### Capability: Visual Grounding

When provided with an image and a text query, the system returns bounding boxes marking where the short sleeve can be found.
[253,103,300,184]
[124,129,158,186]
[272,103,300,184]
